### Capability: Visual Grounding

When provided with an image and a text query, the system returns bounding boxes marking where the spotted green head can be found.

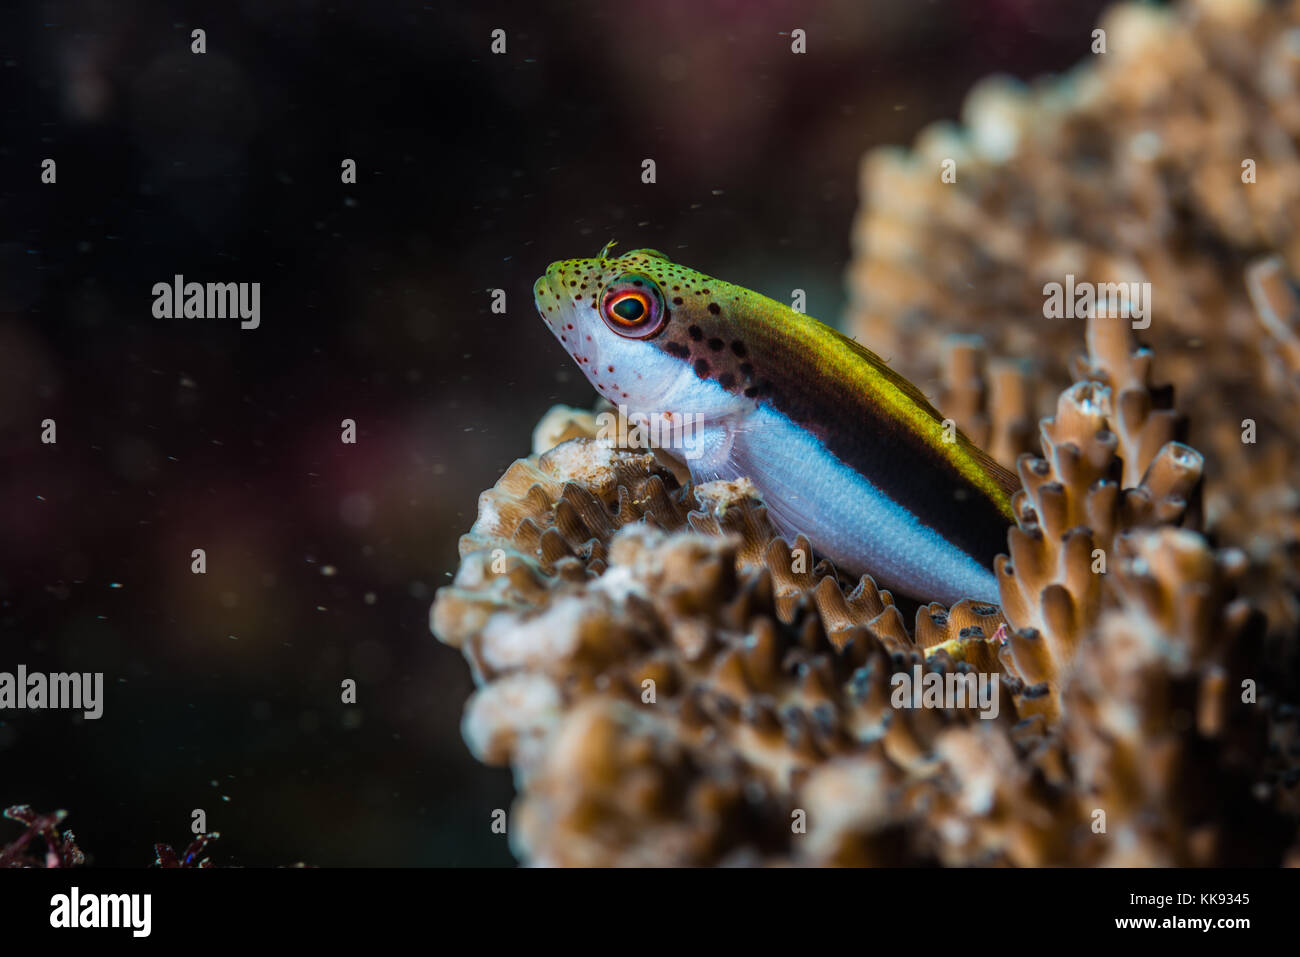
[533,244,781,418]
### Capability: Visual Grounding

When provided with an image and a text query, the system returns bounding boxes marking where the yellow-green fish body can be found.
[533,246,1016,605]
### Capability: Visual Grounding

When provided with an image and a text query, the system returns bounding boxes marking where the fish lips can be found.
[534,267,606,371]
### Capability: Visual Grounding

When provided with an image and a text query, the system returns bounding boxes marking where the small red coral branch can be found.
[153,833,221,868]
[0,805,86,868]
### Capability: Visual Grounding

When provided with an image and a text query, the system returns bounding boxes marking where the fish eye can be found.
[609,292,648,322]
[599,274,667,339]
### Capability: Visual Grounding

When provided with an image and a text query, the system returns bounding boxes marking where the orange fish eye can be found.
[598,274,668,339]
[606,291,649,325]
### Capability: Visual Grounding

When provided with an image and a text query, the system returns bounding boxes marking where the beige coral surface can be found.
[432,0,1300,865]
[432,314,1296,865]
[847,0,1300,635]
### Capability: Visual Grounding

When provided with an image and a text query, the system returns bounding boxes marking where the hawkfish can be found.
[532,245,1018,606]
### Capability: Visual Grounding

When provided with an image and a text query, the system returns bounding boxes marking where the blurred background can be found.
[0,0,1111,866]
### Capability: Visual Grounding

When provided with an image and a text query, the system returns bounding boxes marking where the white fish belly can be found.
[698,406,1002,606]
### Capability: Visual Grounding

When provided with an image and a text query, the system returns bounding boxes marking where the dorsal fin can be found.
[826,325,1021,506]
[962,439,1021,501]
[624,248,672,262]
[827,326,948,420]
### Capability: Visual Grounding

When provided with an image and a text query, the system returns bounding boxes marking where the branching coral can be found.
[993,317,1204,721]
[848,0,1300,640]
[937,335,1037,470]
[0,805,85,868]
[0,804,272,868]
[433,305,1297,864]
[431,0,1300,865]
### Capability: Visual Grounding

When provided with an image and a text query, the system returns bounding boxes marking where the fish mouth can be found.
[533,264,566,331]
[534,260,608,373]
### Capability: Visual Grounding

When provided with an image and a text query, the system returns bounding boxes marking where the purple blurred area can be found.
[0,0,1109,865]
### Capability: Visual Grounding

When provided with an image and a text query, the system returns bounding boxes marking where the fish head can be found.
[533,244,758,419]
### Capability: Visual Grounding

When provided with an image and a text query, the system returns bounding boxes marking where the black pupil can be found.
[612,297,645,322]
